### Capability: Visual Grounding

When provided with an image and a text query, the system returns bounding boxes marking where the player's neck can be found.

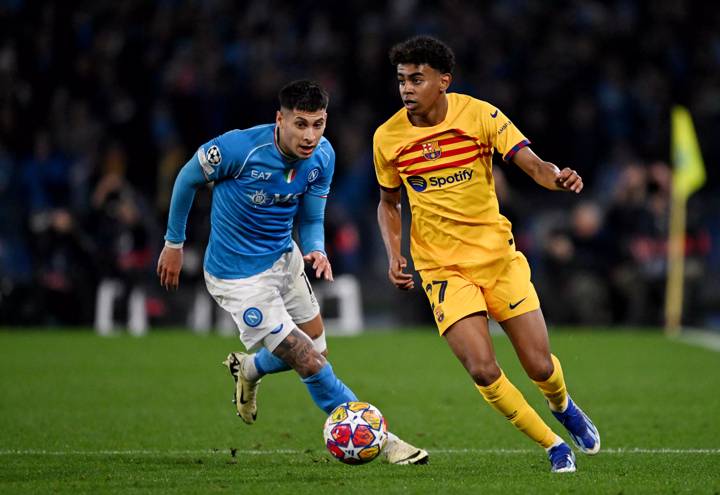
[274,126,298,162]
[408,94,448,127]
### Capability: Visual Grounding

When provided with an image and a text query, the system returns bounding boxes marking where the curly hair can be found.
[389,36,456,74]
[278,80,329,112]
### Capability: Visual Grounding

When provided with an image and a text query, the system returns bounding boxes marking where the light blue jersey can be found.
[165,124,334,279]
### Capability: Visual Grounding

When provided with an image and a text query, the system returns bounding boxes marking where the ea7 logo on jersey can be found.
[250,170,272,181]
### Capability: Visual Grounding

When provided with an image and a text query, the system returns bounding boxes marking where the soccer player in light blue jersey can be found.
[156,80,428,465]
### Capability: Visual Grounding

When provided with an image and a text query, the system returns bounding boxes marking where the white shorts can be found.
[204,243,320,352]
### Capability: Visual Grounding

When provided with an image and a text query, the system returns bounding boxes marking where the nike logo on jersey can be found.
[490,110,499,118]
[509,297,527,310]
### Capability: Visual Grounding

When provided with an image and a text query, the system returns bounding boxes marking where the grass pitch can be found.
[0,328,718,494]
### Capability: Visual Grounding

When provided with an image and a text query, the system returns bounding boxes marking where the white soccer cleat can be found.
[383,437,429,465]
[222,352,261,424]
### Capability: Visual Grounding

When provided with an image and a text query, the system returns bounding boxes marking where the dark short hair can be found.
[278,80,329,112]
[389,36,455,74]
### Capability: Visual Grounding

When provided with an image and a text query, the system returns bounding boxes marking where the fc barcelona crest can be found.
[434,305,445,322]
[421,141,442,160]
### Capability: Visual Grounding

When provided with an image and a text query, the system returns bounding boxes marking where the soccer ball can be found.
[323,401,388,464]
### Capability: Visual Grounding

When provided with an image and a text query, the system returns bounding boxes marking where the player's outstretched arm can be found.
[377,188,414,290]
[511,147,583,193]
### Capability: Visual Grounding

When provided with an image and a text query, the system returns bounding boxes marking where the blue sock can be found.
[301,363,358,414]
[254,348,291,376]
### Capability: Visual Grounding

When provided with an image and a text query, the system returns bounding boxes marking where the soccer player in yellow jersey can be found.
[374,36,600,473]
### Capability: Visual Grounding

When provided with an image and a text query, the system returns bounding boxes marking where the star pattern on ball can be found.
[323,402,387,465]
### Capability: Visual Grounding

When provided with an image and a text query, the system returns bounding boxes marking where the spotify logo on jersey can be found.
[407,176,428,192]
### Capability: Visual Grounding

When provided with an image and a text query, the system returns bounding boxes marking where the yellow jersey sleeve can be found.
[479,103,530,162]
[373,129,402,190]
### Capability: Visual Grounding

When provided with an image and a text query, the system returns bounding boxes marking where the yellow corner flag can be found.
[671,105,706,199]
[665,105,706,335]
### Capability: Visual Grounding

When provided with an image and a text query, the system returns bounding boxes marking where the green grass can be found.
[0,328,718,494]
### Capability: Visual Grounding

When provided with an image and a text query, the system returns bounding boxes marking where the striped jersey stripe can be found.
[407,151,492,175]
[398,144,480,169]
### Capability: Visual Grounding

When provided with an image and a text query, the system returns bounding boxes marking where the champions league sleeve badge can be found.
[198,145,222,176]
[207,145,222,165]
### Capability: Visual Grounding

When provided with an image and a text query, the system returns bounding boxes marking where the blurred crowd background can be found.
[1,0,718,330]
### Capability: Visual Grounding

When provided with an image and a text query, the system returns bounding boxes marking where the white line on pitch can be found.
[433,448,720,454]
[0,448,718,456]
[678,330,720,352]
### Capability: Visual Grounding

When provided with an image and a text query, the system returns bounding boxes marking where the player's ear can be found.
[440,73,452,92]
[276,110,283,126]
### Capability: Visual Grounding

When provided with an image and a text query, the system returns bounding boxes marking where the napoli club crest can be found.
[421,141,442,160]
[307,168,320,183]
[243,307,263,327]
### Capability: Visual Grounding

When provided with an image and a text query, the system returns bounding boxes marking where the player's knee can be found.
[526,358,554,382]
[467,361,502,386]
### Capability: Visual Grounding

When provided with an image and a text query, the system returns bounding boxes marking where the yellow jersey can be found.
[373,93,530,281]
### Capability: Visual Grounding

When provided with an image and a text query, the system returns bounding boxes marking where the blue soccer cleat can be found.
[552,396,600,455]
[547,442,576,473]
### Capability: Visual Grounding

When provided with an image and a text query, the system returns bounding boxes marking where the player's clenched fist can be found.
[555,167,583,193]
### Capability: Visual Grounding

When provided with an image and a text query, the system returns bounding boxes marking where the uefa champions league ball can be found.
[323,401,388,464]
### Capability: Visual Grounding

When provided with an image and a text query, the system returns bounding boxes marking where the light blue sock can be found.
[254,348,291,376]
[301,363,358,414]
